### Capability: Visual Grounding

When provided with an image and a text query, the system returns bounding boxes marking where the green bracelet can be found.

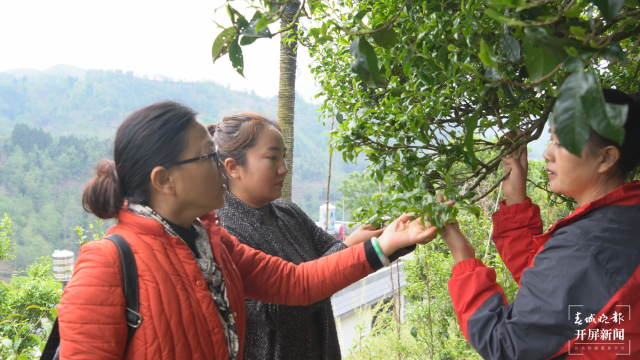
[371,237,390,267]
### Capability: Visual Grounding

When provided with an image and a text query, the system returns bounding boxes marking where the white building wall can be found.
[331,260,410,354]
[334,294,406,354]
[335,307,372,353]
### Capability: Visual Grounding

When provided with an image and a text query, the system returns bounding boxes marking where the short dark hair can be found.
[83,101,197,218]
[586,89,640,178]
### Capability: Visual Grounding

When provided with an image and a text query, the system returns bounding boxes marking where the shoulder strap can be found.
[105,234,141,346]
[39,234,140,360]
[40,319,60,359]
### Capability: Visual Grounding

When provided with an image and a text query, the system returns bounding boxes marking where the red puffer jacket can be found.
[57,209,376,359]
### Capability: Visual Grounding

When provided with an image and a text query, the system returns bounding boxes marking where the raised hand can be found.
[436,194,475,263]
[376,214,437,255]
[344,224,385,247]
[502,131,528,206]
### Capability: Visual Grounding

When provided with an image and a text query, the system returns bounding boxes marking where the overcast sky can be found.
[0,0,320,102]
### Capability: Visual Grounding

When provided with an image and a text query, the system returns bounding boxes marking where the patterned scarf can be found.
[128,203,240,360]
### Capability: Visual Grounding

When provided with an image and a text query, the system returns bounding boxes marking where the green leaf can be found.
[316,35,333,44]
[478,40,498,69]
[410,327,418,339]
[501,83,517,102]
[569,26,587,35]
[461,63,480,76]
[370,27,398,49]
[582,69,627,144]
[484,8,527,26]
[255,16,271,33]
[515,1,537,11]
[590,0,625,20]
[553,68,591,156]
[354,9,369,21]
[243,13,272,39]
[447,44,457,52]
[455,203,482,218]
[463,113,480,170]
[350,36,380,87]
[309,0,326,14]
[564,6,583,18]
[525,27,593,62]
[554,67,628,155]
[418,70,436,85]
[308,28,321,39]
[366,214,382,228]
[336,113,344,124]
[499,34,521,63]
[212,27,237,63]
[16,324,30,340]
[436,46,450,70]
[29,334,43,348]
[226,5,249,29]
[229,37,244,77]
[522,34,559,81]
[403,56,415,77]
[240,36,257,46]
[601,42,626,64]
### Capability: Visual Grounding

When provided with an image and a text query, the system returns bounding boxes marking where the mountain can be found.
[2,65,89,80]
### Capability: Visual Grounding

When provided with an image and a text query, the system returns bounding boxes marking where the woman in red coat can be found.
[441,89,640,359]
[57,101,436,360]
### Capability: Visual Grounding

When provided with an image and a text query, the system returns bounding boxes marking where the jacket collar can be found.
[115,206,223,274]
[117,207,169,237]
[546,180,640,235]
[116,205,221,240]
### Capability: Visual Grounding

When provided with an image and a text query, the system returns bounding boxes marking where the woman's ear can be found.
[598,145,621,175]
[149,166,175,195]
[224,158,241,180]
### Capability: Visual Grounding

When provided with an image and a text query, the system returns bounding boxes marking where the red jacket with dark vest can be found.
[449,181,640,359]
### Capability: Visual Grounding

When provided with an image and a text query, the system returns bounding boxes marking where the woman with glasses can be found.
[56,101,436,360]
[210,113,414,360]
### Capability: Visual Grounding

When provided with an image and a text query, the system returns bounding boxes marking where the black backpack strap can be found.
[104,234,142,346]
[40,318,60,359]
[40,234,141,360]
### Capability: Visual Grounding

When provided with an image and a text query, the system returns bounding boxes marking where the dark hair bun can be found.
[82,159,124,219]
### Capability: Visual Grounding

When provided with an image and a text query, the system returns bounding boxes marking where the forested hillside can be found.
[0,125,112,270]
[0,66,363,272]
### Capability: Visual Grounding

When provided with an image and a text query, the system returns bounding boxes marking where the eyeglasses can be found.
[173,146,220,167]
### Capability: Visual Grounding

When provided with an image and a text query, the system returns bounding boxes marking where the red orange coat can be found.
[58,209,375,359]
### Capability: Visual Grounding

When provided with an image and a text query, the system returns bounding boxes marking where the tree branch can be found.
[271,0,307,36]
[623,59,640,92]
[354,0,410,35]
[610,24,640,43]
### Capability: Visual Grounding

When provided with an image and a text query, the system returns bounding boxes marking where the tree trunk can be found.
[277,0,300,201]
[325,117,334,231]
